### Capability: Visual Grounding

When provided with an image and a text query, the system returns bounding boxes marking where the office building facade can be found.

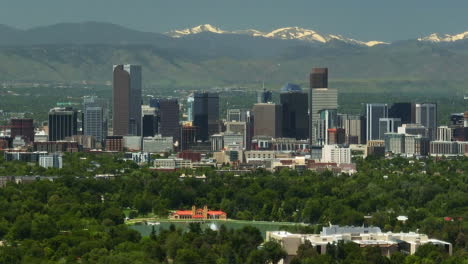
[10,118,34,143]
[366,104,388,142]
[83,96,108,143]
[193,92,219,141]
[252,103,282,138]
[112,64,142,136]
[142,105,158,137]
[389,103,415,124]
[48,107,79,141]
[157,99,180,142]
[338,114,366,144]
[415,103,437,140]
[310,88,338,143]
[280,84,308,139]
[227,109,247,122]
[379,118,402,140]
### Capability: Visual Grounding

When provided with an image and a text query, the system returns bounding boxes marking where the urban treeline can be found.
[0,153,466,263]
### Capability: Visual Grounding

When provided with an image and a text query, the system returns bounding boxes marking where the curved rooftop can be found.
[281,83,302,93]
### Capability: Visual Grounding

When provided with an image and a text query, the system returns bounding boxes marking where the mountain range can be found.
[1,22,468,92]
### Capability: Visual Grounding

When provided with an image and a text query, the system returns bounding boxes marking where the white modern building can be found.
[321,145,351,164]
[437,126,453,142]
[39,154,63,169]
[267,225,452,264]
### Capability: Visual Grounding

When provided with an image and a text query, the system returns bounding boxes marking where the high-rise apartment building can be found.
[366,104,388,142]
[280,84,308,139]
[48,107,79,141]
[379,118,402,140]
[157,99,180,142]
[252,103,282,138]
[415,103,437,140]
[83,96,107,143]
[112,64,142,136]
[193,92,219,141]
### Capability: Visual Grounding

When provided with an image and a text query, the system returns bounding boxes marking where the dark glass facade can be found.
[10,119,34,142]
[48,107,78,141]
[389,103,415,124]
[142,115,157,137]
[281,91,308,139]
[193,92,219,141]
[158,99,180,142]
[257,89,273,103]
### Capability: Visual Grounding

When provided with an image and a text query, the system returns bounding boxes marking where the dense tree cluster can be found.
[0,153,466,263]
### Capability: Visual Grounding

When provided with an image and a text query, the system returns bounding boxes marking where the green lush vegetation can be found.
[0,153,466,263]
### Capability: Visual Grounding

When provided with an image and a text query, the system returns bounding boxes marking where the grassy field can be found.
[128,218,315,238]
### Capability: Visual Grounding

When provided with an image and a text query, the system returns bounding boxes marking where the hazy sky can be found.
[2,0,468,42]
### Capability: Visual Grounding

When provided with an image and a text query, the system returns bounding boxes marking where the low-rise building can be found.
[39,154,63,169]
[170,205,227,220]
[154,158,192,169]
[267,225,452,264]
[143,135,173,153]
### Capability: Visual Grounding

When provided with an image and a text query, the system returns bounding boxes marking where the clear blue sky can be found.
[2,0,468,42]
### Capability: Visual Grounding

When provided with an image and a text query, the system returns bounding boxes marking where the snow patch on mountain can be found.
[418,31,468,42]
[168,24,225,38]
[166,24,387,47]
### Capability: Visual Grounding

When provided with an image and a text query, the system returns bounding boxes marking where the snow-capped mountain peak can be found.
[264,27,328,43]
[167,24,225,38]
[418,31,468,42]
[165,24,387,47]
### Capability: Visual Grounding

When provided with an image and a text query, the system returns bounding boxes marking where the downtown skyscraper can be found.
[48,107,79,141]
[366,103,389,141]
[280,83,308,139]
[415,103,437,140]
[83,96,108,143]
[112,64,142,136]
[157,99,180,142]
[309,68,338,144]
[193,92,219,141]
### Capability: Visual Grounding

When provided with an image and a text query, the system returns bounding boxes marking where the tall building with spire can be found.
[112,64,142,136]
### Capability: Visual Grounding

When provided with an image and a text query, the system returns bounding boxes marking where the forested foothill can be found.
[0,153,466,263]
